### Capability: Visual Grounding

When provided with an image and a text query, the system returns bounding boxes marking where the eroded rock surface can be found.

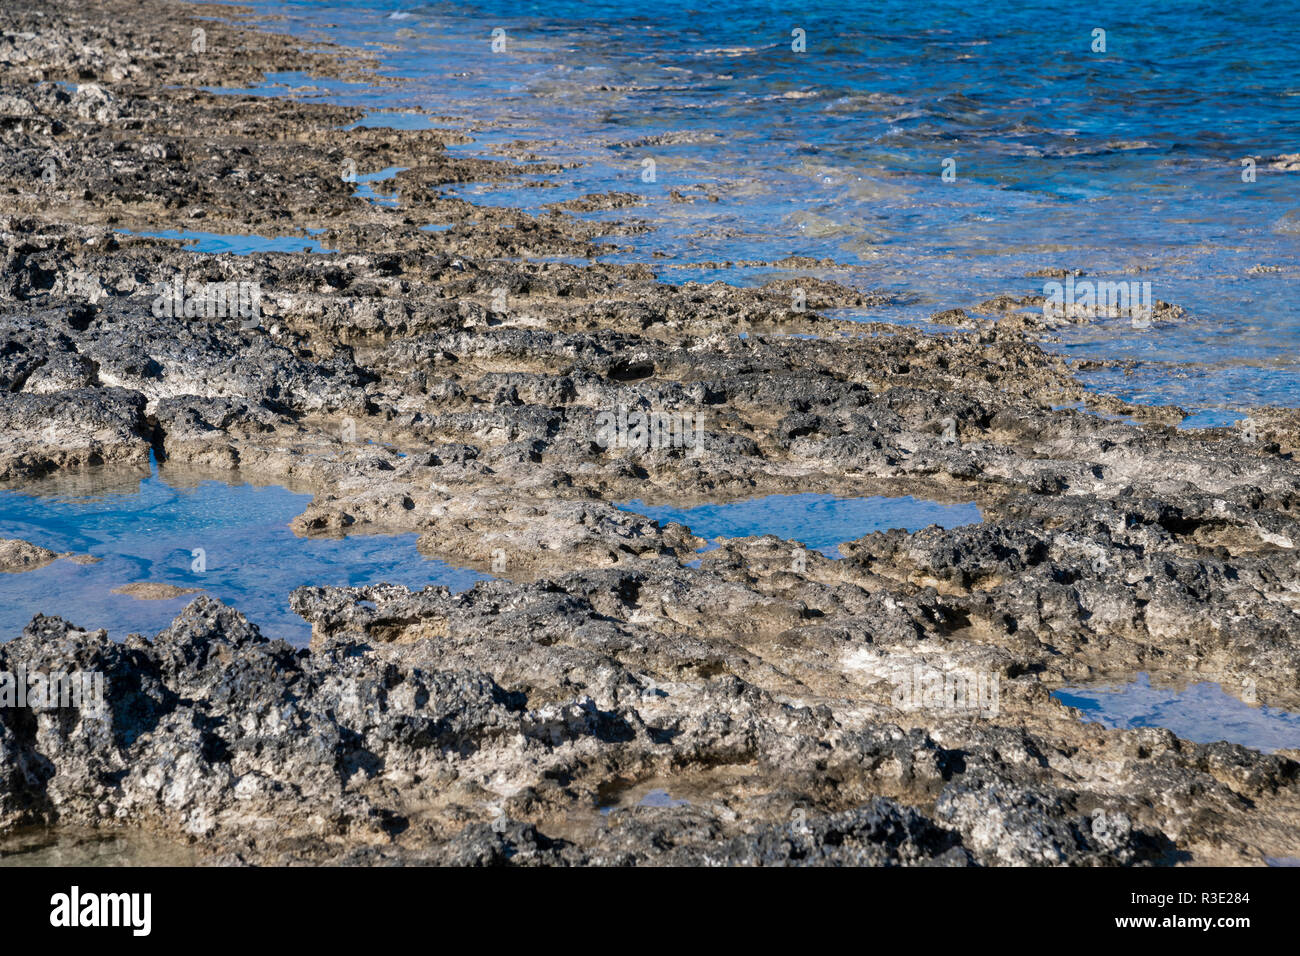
[0,0,1297,865]
[0,538,63,573]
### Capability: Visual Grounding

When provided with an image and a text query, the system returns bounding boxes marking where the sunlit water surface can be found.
[194,0,1300,414]
[0,462,486,645]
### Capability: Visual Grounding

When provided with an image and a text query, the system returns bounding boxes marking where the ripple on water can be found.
[1052,673,1300,754]
[617,492,982,556]
[205,0,1300,410]
[0,463,487,645]
[345,110,440,131]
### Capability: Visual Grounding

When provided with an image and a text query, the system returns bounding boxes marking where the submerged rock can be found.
[0,538,63,573]
[110,582,203,601]
[0,538,94,573]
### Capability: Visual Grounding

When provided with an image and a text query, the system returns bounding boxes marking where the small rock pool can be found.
[1053,673,1300,754]
[617,492,982,556]
[0,462,486,646]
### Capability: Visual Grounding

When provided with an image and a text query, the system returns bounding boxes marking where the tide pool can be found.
[0,462,486,645]
[120,228,333,255]
[618,492,982,556]
[1053,673,1300,754]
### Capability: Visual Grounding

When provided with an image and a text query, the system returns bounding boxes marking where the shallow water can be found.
[0,462,486,645]
[0,827,202,867]
[1176,408,1245,431]
[122,227,333,255]
[598,786,692,815]
[1050,402,1141,427]
[1053,673,1300,754]
[352,165,407,207]
[196,0,1300,416]
[618,492,982,555]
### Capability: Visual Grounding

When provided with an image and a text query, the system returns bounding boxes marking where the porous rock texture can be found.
[0,0,1297,865]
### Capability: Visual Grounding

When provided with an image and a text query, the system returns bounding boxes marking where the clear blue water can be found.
[201,69,370,99]
[618,493,982,556]
[0,462,486,645]
[353,165,408,207]
[1176,408,1245,430]
[1053,673,1300,754]
[195,0,1300,416]
[121,228,334,254]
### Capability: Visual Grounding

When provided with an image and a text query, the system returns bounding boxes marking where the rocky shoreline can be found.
[1,0,1298,865]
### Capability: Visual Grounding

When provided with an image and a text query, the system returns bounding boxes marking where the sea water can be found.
[194,0,1300,415]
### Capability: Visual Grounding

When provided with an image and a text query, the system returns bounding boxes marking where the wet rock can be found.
[0,538,62,573]
[1,0,1298,867]
[111,583,203,601]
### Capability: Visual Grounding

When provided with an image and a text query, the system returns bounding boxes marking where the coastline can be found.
[0,0,1298,865]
